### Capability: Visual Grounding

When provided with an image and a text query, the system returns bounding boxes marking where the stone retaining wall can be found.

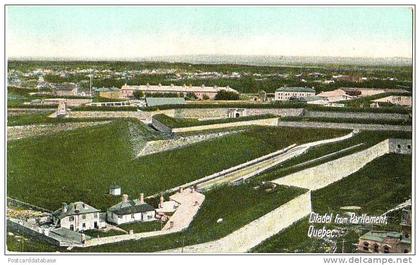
[171,108,304,119]
[69,111,150,121]
[8,219,61,247]
[162,191,312,253]
[304,110,410,120]
[277,121,411,132]
[172,118,279,133]
[151,117,173,133]
[272,139,410,191]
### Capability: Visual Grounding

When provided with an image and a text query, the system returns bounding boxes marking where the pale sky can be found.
[6,6,413,59]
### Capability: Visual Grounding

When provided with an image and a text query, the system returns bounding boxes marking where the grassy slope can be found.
[7,184,304,252]
[7,113,115,126]
[251,154,412,253]
[255,130,411,182]
[75,184,305,252]
[152,113,276,128]
[8,119,347,211]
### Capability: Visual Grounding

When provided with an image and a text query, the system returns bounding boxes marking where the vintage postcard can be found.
[2,1,416,262]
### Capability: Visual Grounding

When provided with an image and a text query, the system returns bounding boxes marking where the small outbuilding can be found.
[109,185,122,196]
[107,194,156,225]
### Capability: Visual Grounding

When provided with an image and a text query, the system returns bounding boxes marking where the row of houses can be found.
[274,87,411,107]
[51,191,188,232]
[120,83,239,100]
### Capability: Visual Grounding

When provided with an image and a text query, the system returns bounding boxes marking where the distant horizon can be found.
[7,6,413,59]
[7,54,412,67]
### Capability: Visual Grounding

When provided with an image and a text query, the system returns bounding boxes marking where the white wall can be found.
[60,212,102,231]
[272,139,391,190]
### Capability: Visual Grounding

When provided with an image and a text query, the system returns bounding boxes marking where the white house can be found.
[107,194,156,225]
[274,87,316,101]
[52,202,106,232]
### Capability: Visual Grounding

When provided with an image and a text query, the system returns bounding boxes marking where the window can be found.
[94,213,98,218]
[363,242,369,251]
[70,224,74,231]
[397,144,401,149]
[82,214,86,219]
[407,145,411,149]
[82,223,86,229]
[69,216,74,222]
[383,246,390,253]
[131,213,135,219]
[373,244,379,253]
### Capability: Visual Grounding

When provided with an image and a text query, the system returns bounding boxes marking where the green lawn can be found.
[7,184,304,253]
[251,154,412,253]
[312,154,412,215]
[7,235,59,253]
[119,221,162,233]
[7,113,115,126]
[74,184,305,252]
[8,119,347,211]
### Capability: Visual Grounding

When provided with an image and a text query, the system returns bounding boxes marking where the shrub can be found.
[215,90,240,100]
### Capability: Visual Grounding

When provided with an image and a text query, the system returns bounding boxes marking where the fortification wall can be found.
[69,111,151,121]
[277,121,411,132]
[172,118,279,133]
[272,140,391,190]
[171,108,304,119]
[161,191,312,253]
[389,138,412,154]
[151,117,173,133]
[7,219,61,247]
[304,110,410,120]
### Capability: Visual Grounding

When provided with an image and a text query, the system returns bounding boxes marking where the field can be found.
[7,119,347,211]
[251,154,412,253]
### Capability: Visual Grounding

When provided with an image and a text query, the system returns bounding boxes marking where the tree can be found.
[214,90,240,100]
[133,90,144,99]
[185,92,198,100]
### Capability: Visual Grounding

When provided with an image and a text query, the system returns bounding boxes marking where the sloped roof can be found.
[276,87,315,93]
[108,199,155,215]
[360,231,410,244]
[145,97,186,107]
[52,202,100,219]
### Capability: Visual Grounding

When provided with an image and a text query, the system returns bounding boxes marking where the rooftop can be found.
[52,201,100,219]
[145,97,186,107]
[122,84,238,94]
[360,231,411,244]
[108,199,155,215]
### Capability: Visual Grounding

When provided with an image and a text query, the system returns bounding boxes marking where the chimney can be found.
[159,194,164,208]
[140,193,144,204]
[62,203,68,213]
[122,194,129,203]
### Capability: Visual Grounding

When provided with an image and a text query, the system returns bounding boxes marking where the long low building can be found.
[274,87,316,101]
[120,83,239,100]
